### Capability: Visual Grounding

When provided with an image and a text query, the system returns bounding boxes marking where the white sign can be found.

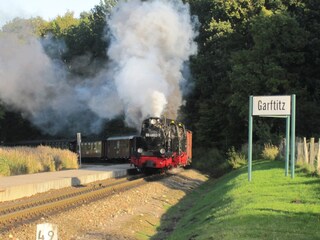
[252,95,291,116]
[77,132,81,144]
[36,223,58,240]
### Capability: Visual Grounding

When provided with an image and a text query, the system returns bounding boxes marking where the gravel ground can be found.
[0,169,208,240]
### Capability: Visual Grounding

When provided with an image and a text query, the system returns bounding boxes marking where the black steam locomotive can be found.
[131,117,192,171]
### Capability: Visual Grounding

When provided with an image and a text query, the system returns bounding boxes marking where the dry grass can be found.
[261,144,279,160]
[0,146,78,176]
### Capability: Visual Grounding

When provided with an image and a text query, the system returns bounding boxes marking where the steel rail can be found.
[0,174,157,229]
[0,177,130,215]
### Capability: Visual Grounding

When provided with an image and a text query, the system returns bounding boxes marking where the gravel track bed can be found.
[0,169,208,240]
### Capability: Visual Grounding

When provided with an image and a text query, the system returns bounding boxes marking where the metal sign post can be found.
[290,95,296,178]
[248,95,296,181]
[285,116,290,176]
[77,133,82,168]
[248,96,253,182]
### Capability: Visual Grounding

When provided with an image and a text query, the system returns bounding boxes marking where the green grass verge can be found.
[153,160,320,240]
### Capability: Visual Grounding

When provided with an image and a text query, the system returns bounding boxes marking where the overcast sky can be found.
[0,0,101,28]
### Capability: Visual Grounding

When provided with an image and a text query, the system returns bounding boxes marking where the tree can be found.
[62,1,117,76]
[46,11,80,38]
[184,0,265,148]
[184,0,320,148]
[1,17,48,37]
[229,11,307,143]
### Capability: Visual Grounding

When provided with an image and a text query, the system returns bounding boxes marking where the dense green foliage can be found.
[153,160,320,239]
[185,0,320,149]
[0,0,320,151]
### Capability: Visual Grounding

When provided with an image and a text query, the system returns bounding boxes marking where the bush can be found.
[296,160,318,176]
[261,144,279,161]
[227,147,247,169]
[241,143,264,160]
[192,148,230,177]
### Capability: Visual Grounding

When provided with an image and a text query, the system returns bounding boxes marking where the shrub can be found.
[296,160,318,176]
[227,147,247,169]
[241,143,264,160]
[261,144,279,161]
[192,148,230,177]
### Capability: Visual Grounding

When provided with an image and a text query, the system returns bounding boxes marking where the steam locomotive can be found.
[5,117,192,171]
[132,117,192,171]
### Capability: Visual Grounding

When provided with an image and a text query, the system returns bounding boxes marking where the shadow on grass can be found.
[189,213,320,240]
[150,160,320,240]
[150,167,240,240]
[252,159,284,170]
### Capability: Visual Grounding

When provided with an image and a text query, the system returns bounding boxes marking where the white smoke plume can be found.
[0,0,197,136]
[0,32,112,135]
[107,0,198,127]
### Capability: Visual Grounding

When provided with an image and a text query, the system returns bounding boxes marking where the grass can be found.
[0,146,78,176]
[261,144,280,160]
[152,160,320,240]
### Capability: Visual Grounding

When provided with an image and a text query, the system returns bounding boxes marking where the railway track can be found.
[0,173,164,230]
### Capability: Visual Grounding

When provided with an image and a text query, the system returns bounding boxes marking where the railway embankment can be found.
[153,160,320,240]
[2,162,319,239]
[0,169,208,240]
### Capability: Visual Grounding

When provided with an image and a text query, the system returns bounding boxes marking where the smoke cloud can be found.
[107,0,198,126]
[0,0,197,136]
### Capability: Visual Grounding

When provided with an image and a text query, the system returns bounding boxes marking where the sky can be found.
[0,0,102,28]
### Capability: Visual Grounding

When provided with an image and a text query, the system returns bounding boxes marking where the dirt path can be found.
[1,169,208,240]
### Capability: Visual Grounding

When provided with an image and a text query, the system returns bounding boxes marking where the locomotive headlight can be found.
[137,148,143,153]
[160,148,165,154]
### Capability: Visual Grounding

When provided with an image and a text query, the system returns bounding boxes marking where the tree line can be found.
[0,0,319,151]
[185,0,320,150]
